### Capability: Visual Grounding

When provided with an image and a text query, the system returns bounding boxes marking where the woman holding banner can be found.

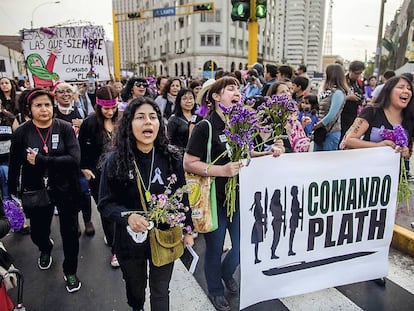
[342,75,413,154]
[184,76,284,311]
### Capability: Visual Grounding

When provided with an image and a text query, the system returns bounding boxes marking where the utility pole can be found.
[374,0,386,77]
[248,0,258,66]
[112,10,121,81]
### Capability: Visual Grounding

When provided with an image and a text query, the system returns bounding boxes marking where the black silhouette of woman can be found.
[289,186,302,256]
[270,189,284,259]
[250,191,265,264]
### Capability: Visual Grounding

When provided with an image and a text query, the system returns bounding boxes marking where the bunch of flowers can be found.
[255,94,298,138]
[147,174,191,228]
[218,102,261,221]
[380,125,412,204]
[146,77,159,98]
[3,199,25,231]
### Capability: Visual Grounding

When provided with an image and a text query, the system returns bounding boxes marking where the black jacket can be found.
[8,118,81,196]
[98,147,192,258]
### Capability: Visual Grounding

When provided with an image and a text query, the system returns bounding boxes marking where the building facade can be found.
[113,0,326,79]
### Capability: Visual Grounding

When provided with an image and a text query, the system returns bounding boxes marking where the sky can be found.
[0,0,405,62]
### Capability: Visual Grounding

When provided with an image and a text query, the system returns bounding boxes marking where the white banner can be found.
[239,147,399,309]
[22,26,110,87]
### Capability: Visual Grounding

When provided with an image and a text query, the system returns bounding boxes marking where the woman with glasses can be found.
[167,88,202,154]
[54,83,84,133]
[120,78,150,112]
[54,82,95,236]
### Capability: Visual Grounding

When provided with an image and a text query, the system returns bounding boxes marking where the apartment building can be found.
[113,0,326,78]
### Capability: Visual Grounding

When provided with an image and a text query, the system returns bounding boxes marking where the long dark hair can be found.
[173,88,196,118]
[0,77,18,114]
[110,97,172,181]
[374,75,414,129]
[95,85,119,128]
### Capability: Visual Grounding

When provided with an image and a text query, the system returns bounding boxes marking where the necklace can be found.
[133,148,155,202]
[34,122,53,153]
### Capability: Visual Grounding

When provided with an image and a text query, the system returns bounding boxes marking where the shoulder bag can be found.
[21,173,51,214]
[133,161,184,267]
[185,120,218,233]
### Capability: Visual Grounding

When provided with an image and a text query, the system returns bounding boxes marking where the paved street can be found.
[3,178,414,311]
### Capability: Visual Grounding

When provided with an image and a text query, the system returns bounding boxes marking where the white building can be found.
[113,0,326,79]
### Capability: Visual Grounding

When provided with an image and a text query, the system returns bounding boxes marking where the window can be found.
[201,34,221,47]
[207,35,214,46]
[187,37,191,48]
[200,9,221,22]
[215,9,221,22]
[230,38,236,49]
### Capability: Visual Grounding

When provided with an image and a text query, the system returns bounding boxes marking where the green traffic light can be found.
[256,5,267,18]
[237,3,249,17]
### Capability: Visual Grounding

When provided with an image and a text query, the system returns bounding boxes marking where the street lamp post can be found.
[30,1,61,29]
[374,0,386,78]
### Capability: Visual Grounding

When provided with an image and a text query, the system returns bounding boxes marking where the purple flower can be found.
[380,125,408,147]
[3,200,25,231]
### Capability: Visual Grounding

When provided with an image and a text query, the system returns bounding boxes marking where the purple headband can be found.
[96,98,117,108]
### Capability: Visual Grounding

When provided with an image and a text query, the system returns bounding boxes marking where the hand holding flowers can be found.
[380,125,413,204]
[127,174,191,232]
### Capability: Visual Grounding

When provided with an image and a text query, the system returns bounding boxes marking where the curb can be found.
[391,224,414,257]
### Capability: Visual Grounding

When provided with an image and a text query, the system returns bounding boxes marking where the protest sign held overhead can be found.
[21,25,110,87]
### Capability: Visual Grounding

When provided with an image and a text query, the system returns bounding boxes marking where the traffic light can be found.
[231,0,250,22]
[256,0,267,18]
[193,2,214,12]
[127,12,141,19]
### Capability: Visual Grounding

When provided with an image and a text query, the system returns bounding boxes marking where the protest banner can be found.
[21,26,110,87]
[239,147,399,309]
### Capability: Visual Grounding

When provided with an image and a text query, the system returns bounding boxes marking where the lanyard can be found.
[34,123,52,153]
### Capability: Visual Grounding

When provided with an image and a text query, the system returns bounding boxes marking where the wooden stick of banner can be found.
[301,185,304,231]
[283,186,287,236]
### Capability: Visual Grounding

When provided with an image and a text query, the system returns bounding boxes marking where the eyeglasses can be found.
[182,96,194,102]
[134,82,149,88]
[55,89,73,94]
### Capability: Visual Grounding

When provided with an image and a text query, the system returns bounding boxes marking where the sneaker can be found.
[38,252,52,270]
[110,254,120,268]
[54,206,59,215]
[84,221,95,236]
[64,274,82,293]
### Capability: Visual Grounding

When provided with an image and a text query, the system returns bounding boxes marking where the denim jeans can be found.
[78,175,92,223]
[313,130,341,151]
[204,203,240,296]
[0,164,9,199]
